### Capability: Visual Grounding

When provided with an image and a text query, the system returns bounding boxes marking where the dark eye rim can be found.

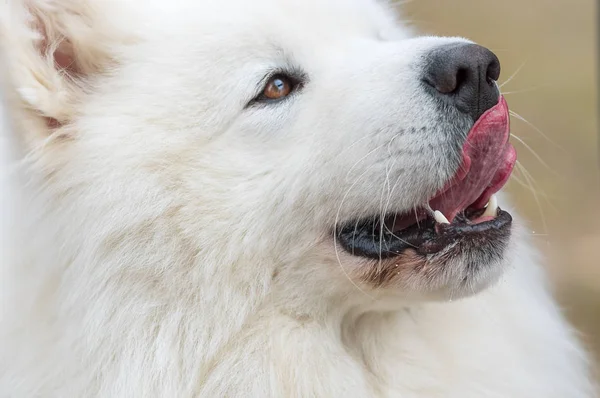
[247,69,307,107]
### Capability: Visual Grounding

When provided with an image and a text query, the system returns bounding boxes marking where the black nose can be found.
[423,43,501,122]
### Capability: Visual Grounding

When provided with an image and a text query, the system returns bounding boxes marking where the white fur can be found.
[0,0,596,396]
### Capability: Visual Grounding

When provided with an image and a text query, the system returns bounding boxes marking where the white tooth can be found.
[434,210,450,224]
[482,194,499,217]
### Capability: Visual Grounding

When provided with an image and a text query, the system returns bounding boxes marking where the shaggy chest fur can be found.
[0,233,594,397]
[0,0,596,396]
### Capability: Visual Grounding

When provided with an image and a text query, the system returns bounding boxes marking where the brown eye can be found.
[248,71,305,107]
[262,75,293,100]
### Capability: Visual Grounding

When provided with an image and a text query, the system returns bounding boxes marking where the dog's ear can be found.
[0,0,132,144]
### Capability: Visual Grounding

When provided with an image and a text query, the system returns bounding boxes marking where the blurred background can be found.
[403,0,599,379]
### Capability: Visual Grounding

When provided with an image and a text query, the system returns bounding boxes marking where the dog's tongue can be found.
[428,96,516,222]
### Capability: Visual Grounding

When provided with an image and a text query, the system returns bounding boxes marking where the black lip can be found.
[336,209,512,259]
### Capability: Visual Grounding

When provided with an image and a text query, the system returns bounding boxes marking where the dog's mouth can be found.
[337,96,517,259]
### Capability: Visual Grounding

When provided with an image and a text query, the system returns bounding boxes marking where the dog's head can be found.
[2,0,516,311]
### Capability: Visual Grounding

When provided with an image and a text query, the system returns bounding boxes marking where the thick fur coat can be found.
[0,0,596,396]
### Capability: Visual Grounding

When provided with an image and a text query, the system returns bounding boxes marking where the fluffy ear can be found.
[0,0,133,142]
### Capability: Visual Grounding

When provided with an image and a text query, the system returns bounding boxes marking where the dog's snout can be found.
[423,43,501,122]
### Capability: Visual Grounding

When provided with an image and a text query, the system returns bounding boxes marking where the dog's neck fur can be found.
[5,172,421,395]
[0,0,596,396]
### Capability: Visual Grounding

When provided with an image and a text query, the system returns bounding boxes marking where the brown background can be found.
[403,0,599,379]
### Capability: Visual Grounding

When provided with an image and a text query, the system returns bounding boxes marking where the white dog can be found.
[0,0,596,396]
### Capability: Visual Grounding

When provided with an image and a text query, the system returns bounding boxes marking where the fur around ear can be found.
[0,0,134,140]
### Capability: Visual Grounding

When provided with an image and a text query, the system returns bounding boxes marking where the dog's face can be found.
[3,0,516,308]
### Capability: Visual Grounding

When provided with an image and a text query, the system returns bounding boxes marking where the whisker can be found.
[345,141,390,181]
[509,166,558,215]
[381,144,418,248]
[510,168,550,199]
[509,133,559,176]
[501,86,545,96]
[510,173,542,195]
[335,134,375,160]
[333,165,377,300]
[377,161,395,270]
[515,161,549,234]
[509,109,564,151]
[414,206,421,229]
[498,61,527,89]
[515,160,559,213]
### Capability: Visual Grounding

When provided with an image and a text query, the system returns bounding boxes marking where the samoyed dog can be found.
[0,0,596,396]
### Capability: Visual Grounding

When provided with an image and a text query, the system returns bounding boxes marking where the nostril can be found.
[425,69,457,94]
[486,59,501,83]
[455,68,469,93]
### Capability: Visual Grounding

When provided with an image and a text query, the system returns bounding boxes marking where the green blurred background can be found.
[403,0,599,378]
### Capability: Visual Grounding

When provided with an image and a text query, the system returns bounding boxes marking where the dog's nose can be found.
[423,43,501,122]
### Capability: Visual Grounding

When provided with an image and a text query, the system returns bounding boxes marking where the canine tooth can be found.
[433,210,450,224]
[482,194,498,217]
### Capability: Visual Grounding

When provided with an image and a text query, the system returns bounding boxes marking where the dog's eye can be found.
[262,74,294,100]
[247,71,305,107]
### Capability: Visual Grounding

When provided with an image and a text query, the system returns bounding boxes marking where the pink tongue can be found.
[428,96,516,222]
